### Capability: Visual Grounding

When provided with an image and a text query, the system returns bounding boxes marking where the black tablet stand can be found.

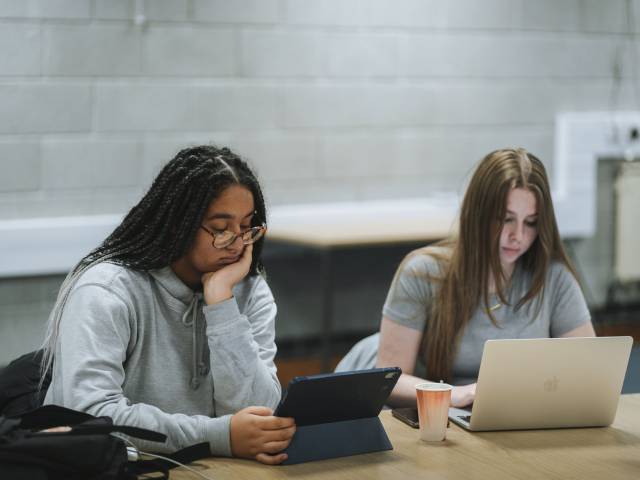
[281,415,392,465]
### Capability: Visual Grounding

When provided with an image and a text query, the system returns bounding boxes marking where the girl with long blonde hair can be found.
[337,148,595,407]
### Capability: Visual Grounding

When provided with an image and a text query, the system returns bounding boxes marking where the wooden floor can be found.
[594,322,640,340]
[275,355,343,387]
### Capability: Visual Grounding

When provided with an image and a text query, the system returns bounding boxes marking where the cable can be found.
[137,450,215,480]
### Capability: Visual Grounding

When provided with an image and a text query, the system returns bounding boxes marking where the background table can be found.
[267,198,458,370]
[171,394,640,480]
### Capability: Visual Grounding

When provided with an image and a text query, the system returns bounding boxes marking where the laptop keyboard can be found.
[460,415,472,423]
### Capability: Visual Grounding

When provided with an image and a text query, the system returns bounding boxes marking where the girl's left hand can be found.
[451,383,476,408]
[202,244,253,305]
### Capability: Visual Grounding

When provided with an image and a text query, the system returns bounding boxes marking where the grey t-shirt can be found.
[381,250,591,385]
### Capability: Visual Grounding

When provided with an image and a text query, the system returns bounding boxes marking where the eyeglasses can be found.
[200,223,266,249]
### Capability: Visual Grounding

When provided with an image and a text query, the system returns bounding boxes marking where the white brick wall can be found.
[32,0,91,20]
[227,132,319,181]
[1,0,637,362]
[0,24,40,75]
[44,25,142,76]
[95,84,279,131]
[143,0,189,22]
[41,139,142,189]
[319,127,554,186]
[193,0,280,24]
[0,142,41,192]
[0,84,92,133]
[93,0,132,20]
[242,30,324,76]
[285,0,369,26]
[143,26,236,76]
[399,33,626,78]
[0,0,635,219]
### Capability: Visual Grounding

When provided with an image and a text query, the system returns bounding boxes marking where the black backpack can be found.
[0,350,50,418]
[0,404,210,480]
[0,352,210,479]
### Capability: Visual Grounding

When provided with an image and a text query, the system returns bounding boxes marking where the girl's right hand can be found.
[202,244,253,305]
[229,406,296,465]
[451,383,476,408]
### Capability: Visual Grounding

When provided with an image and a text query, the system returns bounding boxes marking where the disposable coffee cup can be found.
[415,382,452,442]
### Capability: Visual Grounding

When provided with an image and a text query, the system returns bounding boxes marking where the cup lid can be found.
[415,382,452,391]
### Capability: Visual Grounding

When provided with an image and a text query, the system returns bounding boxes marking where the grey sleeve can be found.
[203,276,281,415]
[48,284,233,455]
[381,253,434,331]
[548,264,592,337]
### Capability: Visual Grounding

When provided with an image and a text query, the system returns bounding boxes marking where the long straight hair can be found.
[420,148,578,382]
[41,145,267,383]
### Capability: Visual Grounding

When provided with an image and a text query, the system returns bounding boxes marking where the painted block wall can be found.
[0,0,637,363]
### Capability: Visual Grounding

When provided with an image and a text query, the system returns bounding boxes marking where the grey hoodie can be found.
[44,262,281,455]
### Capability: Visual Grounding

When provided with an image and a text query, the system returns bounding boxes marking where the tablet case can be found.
[275,367,401,464]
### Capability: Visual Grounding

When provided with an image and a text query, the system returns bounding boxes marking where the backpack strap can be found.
[72,423,167,443]
[131,442,211,475]
[14,405,167,443]
[14,404,93,429]
[165,442,211,466]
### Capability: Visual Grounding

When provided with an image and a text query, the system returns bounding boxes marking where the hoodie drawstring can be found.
[181,295,208,390]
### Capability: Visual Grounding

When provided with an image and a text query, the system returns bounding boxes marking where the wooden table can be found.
[172,394,640,480]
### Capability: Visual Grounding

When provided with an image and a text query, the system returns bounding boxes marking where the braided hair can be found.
[41,145,267,382]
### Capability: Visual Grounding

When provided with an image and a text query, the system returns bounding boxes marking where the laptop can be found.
[448,336,633,431]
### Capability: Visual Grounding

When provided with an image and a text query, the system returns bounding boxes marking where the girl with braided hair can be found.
[42,145,295,464]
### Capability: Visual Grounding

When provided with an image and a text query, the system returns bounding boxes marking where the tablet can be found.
[274,367,401,426]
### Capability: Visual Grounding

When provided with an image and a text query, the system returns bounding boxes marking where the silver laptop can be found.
[448,336,633,431]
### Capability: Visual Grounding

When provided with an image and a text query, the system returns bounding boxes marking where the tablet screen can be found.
[274,367,401,426]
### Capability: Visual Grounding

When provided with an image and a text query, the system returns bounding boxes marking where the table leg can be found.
[320,247,333,372]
